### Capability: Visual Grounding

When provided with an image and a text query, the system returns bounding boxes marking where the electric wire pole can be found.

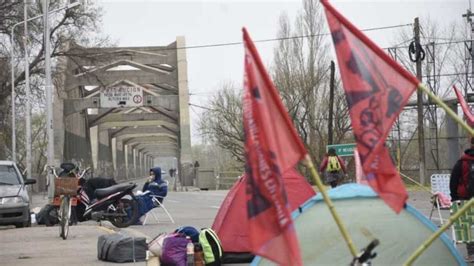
[328,61,335,145]
[43,0,55,199]
[414,17,426,184]
[23,0,32,181]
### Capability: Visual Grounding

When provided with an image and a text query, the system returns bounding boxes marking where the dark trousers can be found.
[467,242,474,256]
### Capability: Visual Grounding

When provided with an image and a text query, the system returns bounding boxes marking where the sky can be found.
[96,0,469,144]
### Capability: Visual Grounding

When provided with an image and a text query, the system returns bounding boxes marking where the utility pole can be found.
[414,17,426,184]
[11,36,16,162]
[43,0,54,199]
[328,61,335,145]
[23,0,32,181]
[462,7,474,98]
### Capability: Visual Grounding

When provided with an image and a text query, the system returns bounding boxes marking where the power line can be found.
[189,103,215,111]
[154,23,413,51]
[386,39,469,50]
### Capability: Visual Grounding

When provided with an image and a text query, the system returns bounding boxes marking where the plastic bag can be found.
[161,233,188,266]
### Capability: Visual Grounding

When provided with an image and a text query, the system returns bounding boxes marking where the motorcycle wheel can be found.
[109,197,139,228]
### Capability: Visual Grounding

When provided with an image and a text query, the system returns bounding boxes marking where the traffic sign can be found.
[326,143,356,157]
[100,85,144,108]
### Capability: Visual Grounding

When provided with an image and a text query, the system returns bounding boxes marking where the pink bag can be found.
[433,192,451,208]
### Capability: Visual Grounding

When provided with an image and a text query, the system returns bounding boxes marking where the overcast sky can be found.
[97,0,468,144]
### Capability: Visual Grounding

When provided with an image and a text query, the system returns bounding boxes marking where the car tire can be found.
[24,214,32,227]
[15,223,24,228]
[15,215,31,228]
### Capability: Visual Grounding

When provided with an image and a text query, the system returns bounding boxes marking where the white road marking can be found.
[209,205,220,209]
[167,199,179,203]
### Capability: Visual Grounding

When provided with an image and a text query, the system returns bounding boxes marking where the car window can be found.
[0,165,21,185]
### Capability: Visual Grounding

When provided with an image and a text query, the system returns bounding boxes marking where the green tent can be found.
[252,184,465,265]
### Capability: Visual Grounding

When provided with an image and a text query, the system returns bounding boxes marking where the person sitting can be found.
[135,167,169,224]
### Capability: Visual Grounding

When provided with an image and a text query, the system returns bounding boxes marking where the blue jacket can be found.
[143,167,168,199]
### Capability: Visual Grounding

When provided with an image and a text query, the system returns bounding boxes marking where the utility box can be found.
[196,168,216,190]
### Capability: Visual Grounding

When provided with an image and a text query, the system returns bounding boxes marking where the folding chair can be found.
[429,174,452,224]
[142,181,175,225]
[451,200,474,244]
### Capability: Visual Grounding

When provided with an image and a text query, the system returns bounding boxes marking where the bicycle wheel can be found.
[59,196,71,240]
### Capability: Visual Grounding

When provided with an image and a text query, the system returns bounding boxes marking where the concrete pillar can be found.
[116,139,125,180]
[139,152,143,177]
[98,128,112,177]
[111,137,117,177]
[145,155,149,173]
[128,147,134,179]
[90,125,99,171]
[176,36,193,186]
[133,149,137,179]
[124,144,129,180]
[447,102,460,169]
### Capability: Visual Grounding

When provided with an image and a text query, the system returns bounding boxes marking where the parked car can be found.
[0,161,36,227]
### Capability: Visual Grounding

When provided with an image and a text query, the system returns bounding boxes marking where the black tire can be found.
[24,214,32,227]
[59,196,70,240]
[15,213,31,228]
[109,197,139,228]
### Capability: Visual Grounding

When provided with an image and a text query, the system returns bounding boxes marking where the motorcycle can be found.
[46,163,140,228]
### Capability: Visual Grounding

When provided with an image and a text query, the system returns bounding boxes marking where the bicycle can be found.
[47,164,90,240]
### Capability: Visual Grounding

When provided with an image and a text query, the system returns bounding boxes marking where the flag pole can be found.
[417,83,474,136]
[302,154,358,257]
[404,198,474,265]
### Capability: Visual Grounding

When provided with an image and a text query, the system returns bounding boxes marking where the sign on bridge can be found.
[100,86,144,108]
[326,143,356,157]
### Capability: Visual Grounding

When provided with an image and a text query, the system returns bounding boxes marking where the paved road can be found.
[0,181,470,265]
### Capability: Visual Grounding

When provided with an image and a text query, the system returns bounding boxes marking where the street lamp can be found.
[24,0,32,181]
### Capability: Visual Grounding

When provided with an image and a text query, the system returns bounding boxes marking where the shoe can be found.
[464,255,474,263]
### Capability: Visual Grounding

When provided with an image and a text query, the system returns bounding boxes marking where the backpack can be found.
[468,160,474,197]
[199,228,223,265]
[175,226,200,243]
[327,156,341,172]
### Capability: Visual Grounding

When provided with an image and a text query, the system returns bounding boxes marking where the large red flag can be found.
[242,28,306,265]
[453,85,474,126]
[321,0,418,213]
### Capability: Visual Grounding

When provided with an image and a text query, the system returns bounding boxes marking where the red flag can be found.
[453,85,474,126]
[242,28,306,265]
[321,0,417,213]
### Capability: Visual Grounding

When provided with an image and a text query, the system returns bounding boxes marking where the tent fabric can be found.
[211,168,316,253]
[253,183,465,266]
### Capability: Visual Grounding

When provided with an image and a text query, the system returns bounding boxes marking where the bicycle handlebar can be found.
[45,165,91,179]
[358,239,379,263]
[351,239,379,266]
[45,165,59,178]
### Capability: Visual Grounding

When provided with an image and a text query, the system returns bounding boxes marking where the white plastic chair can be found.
[142,181,175,225]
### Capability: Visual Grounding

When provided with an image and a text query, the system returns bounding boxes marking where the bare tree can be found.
[0,1,108,160]
[198,82,245,163]
[273,0,350,165]
[198,0,352,170]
